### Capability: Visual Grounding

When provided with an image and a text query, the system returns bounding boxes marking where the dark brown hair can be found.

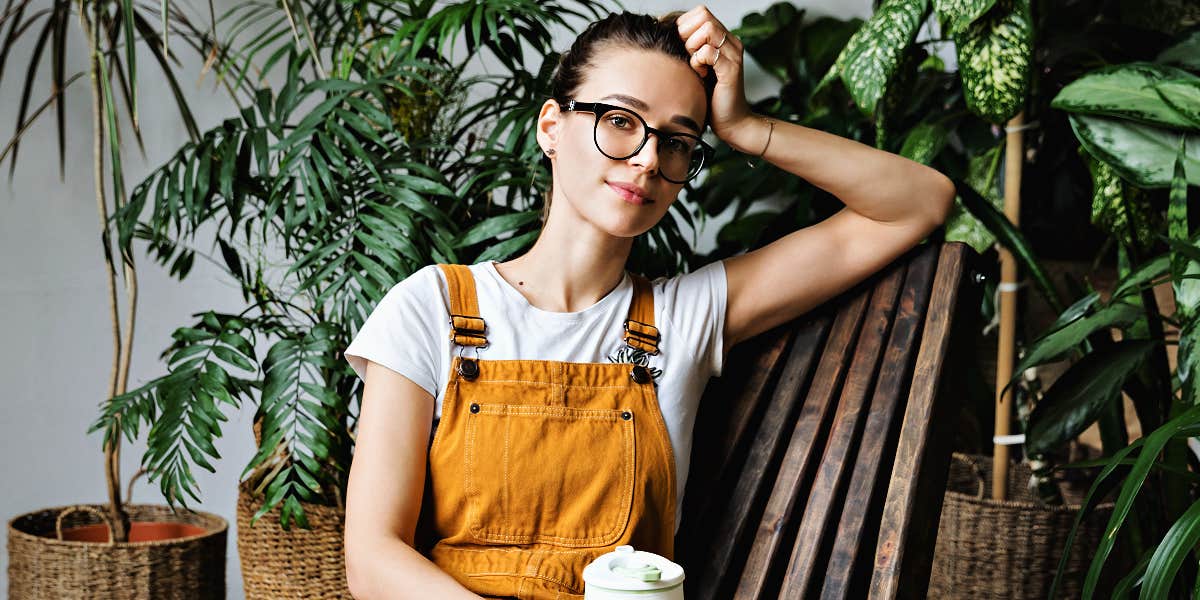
[538,10,717,225]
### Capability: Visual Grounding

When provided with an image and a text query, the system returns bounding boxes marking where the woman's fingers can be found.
[676,6,741,78]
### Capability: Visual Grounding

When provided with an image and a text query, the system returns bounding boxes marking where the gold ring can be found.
[717,32,728,49]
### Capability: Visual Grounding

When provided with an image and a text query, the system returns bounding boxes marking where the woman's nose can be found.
[629,133,660,175]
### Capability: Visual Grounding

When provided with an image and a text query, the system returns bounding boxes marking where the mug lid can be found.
[582,545,685,592]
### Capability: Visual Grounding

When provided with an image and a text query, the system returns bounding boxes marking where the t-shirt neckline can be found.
[481,260,630,322]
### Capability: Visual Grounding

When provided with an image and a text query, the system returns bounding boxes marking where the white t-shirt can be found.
[343,259,728,535]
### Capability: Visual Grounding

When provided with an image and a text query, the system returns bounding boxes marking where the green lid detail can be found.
[612,563,662,582]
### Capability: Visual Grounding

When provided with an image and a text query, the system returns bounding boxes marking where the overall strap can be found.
[624,273,660,355]
[436,264,488,347]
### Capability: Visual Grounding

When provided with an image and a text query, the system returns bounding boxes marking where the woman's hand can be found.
[675,5,759,153]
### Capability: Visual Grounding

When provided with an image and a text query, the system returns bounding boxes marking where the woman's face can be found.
[538,46,708,239]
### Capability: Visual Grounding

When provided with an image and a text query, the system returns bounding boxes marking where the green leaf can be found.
[831,0,929,118]
[1082,405,1200,597]
[1157,30,1200,72]
[932,0,997,34]
[957,179,1065,313]
[898,121,950,164]
[1051,63,1200,131]
[455,210,540,247]
[1081,146,1157,253]
[1137,496,1200,600]
[1025,340,1156,456]
[954,0,1032,123]
[1012,301,1142,381]
[1069,114,1200,188]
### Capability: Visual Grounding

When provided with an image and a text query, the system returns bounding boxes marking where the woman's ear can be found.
[536,99,563,154]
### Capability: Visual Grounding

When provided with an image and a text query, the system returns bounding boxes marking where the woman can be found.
[342,7,955,600]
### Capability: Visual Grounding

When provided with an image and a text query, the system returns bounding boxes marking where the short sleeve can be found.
[655,259,728,377]
[343,264,445,398]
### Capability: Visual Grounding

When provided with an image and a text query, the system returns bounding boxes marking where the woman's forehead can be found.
[576,48,707,125]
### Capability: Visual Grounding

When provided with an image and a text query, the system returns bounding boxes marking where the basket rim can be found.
[7,502,228,548]
[946,452,1118,513]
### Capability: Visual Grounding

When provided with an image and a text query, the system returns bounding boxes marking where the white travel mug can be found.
[582,544,685,599]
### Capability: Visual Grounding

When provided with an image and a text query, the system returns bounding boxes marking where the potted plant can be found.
[2,1,239,597]
[85,1,751,597]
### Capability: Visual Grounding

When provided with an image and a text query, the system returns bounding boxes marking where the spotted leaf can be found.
[933,0,997,35]
[827,0,929,119]
[954,0,1032,123]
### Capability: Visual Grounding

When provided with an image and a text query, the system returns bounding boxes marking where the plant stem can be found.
[80,0,130,543]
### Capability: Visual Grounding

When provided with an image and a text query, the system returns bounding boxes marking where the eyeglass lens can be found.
[594,108,703,182]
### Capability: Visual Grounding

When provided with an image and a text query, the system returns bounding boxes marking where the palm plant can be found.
[1,0,242,543]
[84,0,760,530]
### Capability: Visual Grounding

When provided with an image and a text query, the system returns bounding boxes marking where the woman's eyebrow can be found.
[598,94,702,134]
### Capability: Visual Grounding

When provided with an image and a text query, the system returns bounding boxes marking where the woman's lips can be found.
[607,182,654,205]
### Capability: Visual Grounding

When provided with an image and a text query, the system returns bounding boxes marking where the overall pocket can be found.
[464,402,635,547]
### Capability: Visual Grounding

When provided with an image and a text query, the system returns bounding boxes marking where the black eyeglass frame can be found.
[561,99,714,184]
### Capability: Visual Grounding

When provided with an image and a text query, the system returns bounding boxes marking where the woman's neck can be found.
[492,218,633,314]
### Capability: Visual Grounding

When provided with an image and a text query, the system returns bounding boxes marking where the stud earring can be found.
[545,148,556,156]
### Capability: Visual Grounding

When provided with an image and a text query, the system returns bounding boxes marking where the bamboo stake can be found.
[993,110,1025,501]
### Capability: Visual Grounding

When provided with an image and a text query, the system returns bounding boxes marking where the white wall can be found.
[0,1,871,596]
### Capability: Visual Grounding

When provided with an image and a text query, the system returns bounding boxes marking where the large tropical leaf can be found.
[932,0,997,35]
[822,0,929,118]
[953,0,1032,123]
[1069,114,1200,188]
[1025,339,1157,456]
[1050,63,1200,131]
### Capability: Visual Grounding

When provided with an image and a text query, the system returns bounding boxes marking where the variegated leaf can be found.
[933,0,997,35]
[1082,147,1156,254]
[1070,114,1200,188]
[945,141,1004,253]
[1051,62,1200,131]
[1170,138,1200,325]
[832,0,929,118]
[954,0,1032,123]
[1157,30,1200,72]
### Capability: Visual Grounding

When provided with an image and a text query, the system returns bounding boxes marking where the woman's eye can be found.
[607,115,630,128]
[664,138,690,154]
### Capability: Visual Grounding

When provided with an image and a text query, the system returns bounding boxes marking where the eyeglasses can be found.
[560,99,713,184]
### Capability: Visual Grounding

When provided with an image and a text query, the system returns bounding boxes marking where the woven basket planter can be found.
[928,452,1118,599]
[7,503,226,599]
[236,478,351,599]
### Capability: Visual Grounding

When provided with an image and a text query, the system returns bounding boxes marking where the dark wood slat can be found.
[685,312,833,600]
[679,324,796,534]
[735,286,872,599]
[870,243,970,600]
[780,257,908,597]
[819,243,940,600]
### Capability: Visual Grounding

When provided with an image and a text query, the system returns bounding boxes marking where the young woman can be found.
[342,7,955,600]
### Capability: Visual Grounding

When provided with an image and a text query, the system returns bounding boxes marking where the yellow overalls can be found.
[420,263,677,599]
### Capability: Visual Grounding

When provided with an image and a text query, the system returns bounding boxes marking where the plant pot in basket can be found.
[7,502,227,599]
[236,478,351,599]
[928,452,1118,599]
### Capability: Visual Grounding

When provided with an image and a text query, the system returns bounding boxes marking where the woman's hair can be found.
[538,10,718,225]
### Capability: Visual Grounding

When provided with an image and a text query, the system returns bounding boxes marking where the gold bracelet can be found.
[746,117,774,168]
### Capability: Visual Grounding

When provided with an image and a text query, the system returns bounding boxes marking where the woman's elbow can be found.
[344,532,372,599]
[930,173,956,226]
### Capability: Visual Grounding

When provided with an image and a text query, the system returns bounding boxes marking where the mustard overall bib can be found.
[422,263,677,599]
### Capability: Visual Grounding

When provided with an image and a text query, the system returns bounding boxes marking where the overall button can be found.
[470,403,480,414]
[459,358,480,380]
[621,411,632,421]
[630,365,650,384]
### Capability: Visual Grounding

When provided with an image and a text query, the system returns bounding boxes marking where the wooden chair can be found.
[675,240,983,600]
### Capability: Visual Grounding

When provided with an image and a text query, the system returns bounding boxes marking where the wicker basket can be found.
[236,478,351,599]
[928,452,1118,599]
[7,503,227,599]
